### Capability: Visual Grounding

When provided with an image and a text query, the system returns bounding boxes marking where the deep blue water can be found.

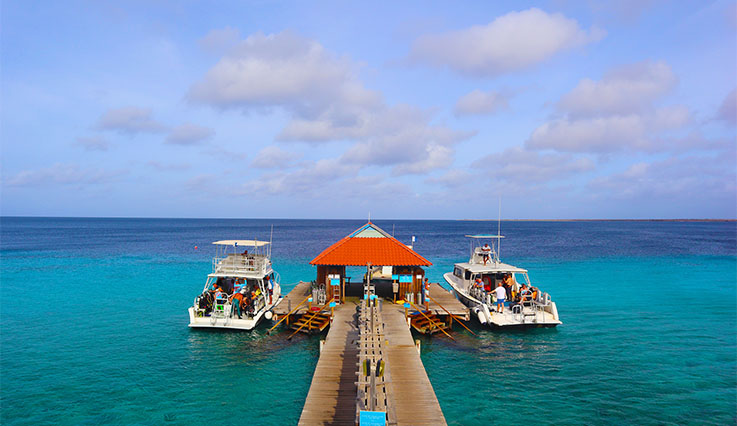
[1,218,735,425]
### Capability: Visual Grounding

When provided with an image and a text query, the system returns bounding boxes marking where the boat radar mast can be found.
[464,234,504,265]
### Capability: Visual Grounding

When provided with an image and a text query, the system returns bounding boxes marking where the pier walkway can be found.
[382,305,446,425]
[298,301,360,425]
[297,300,448,425]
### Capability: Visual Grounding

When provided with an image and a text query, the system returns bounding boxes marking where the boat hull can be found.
[188,297,283,331]
[443,273,561,328]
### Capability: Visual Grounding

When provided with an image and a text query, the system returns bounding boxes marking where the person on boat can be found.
[473,277,484,292]
[519,284,532,304]
[493,282,506,313]
[230,289,246,319]
[502,274,514,300]
[481,243,491,265]
[265,276,273,304]
[244,291,253,316]
[423,278,430,311]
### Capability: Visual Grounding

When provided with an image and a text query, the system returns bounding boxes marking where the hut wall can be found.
[317,265,346,303]
[393,266,424,303]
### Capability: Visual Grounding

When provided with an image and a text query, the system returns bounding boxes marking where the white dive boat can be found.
[443,235,561,328]
[188,240,283,330]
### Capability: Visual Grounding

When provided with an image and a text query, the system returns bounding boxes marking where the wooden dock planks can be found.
[383,306,447,426]
[274,281,312,316]
[298,302,360,426]
[423,283,469,320]
[286,282,464,425]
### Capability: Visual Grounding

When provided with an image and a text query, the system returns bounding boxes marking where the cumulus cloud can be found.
[247,158,356,196]
[588,153,736,202]
[76,136,110,151]
[188,31,380,114]
[5,163,125,187]
[472,147,595,182]
[251,146,302,169]
[716,88,736,125]
[558,61,677,117]
[165,123,215,145]
[410,8,604,77]
[95,107,166,135]
[190,30,470,175]
[526,60,703,153]
[245,158,412,202]
[454,90,510,116]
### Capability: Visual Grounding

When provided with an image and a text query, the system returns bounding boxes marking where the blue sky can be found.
[1,0,735,219]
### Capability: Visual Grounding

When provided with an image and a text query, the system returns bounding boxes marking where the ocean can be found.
[1,218,735,425]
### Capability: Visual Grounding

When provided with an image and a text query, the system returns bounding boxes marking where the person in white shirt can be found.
[481,243,491,265]
[494,282,507,313]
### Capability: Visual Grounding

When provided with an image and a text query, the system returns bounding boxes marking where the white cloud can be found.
[716,88,736,125]
[165,123,214,145]
[190,31,471,175]
[95,107,166,135]
[188,31,380,114]
[391,144,454,175]
[472,147,595,182]
[251,146,302,169]
[588,153,736,202]
[244,158,413,202]
[410,8,604,77]
[5,163,125,187]
[558,61,677,117]
[76,136,110,151]
[526,61,703,154]
[247,158,356,196]
[454,90,510,116]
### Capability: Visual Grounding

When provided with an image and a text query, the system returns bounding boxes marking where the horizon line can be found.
[1,215,735,222]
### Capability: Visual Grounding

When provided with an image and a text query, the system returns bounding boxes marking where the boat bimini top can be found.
[212,240,270,247]
[459,262,527,274]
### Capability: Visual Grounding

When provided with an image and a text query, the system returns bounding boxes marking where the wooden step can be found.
[290,313,332,334]
[409,312,450,335]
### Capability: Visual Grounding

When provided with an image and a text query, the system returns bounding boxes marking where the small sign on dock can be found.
[359,410,386,426]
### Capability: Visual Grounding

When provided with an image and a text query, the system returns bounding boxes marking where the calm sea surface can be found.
[1,218,735,425]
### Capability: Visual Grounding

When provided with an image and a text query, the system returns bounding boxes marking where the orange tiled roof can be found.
[309,223,432,266]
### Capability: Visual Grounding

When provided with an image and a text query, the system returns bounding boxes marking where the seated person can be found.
[519,284,532,304]
[483,278,492,292]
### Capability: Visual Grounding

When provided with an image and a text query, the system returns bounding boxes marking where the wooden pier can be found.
[283,281,466,425]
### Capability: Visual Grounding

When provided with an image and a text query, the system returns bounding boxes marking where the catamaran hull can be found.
[443,273,561,328]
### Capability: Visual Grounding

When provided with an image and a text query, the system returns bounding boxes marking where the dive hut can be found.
[309,222,432,304]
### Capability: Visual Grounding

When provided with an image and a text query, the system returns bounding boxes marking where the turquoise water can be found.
[1,218,735,425]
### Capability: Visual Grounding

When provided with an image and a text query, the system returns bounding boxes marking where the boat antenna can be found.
[497,196,502,264]
[269,224,274,258]
[392,224,395,237]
